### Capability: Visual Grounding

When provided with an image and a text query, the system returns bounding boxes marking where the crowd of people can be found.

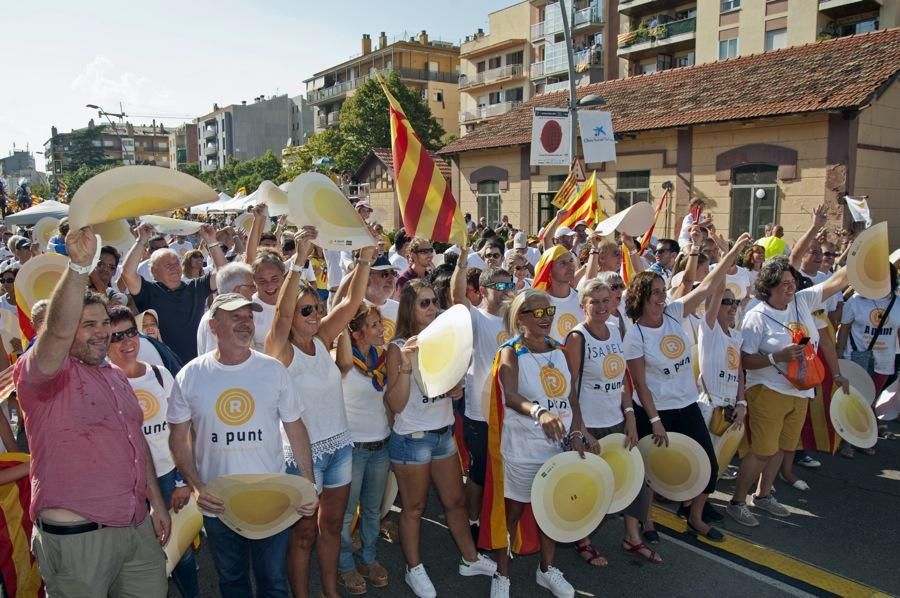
[0,195,897,598]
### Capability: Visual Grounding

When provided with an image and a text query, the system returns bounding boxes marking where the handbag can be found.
[848,295,895,375]
[761,299,825,391]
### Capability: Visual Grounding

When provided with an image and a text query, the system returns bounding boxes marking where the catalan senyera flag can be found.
[558,171,602,230]
[621,242,636,285]
[803,314,840,453]
[478,338,540,555]
[532,245,570,292]
[0,453,42,598]
[378,76,466,246]
[550,169,577,209]
[639,187,670,255]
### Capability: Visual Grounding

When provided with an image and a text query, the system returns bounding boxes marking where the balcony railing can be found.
[203,127,216,139]
[531,21,546,40]
[308,68,459,103]
[459,64,524,89]
[205,144,217,156]
[459,100,523,122]
[573,6,603,27]
[617,16,696,51]
[531,55,570,79]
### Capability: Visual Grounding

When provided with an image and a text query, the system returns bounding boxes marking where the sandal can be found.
[575,540,608,568]
[337,569,367,596]
[358,561,389,588]
[640,522,660,544]
[623,539,663,563]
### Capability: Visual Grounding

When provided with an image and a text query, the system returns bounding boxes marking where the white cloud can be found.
[70,56,175,117]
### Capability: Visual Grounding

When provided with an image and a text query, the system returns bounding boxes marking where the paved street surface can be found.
[171,420,900,597]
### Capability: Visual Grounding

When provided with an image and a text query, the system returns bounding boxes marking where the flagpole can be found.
[559,1,578,165]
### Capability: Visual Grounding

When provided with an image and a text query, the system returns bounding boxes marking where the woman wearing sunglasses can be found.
[265,226,376,598]
[505,254,533,291]
[386,279,496,597]
[105,306,199,598]
[564,280,661,568]
[181,249,206,280]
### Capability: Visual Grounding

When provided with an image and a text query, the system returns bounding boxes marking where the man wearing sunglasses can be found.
[364,254,400,342]
[14,226,170,595]
[395,237,434,296]
[451,251,516,545]
[649,239,679,287]
[480,239,505,269]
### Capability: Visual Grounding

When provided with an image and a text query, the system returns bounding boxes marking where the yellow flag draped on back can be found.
[377,76,466,245]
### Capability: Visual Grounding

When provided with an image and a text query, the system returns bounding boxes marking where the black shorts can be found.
[463,416,488,486]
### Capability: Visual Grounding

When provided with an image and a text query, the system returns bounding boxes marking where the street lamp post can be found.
[86,103,130,164]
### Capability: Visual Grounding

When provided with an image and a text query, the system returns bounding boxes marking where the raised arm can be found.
[789,204,827,269]
[243,204,268,266]
[317,244,376,347]
[32,228,97,377]
[681,233,751,316]
[541,209,566,252]
[450,248,471,308]
[199,224,227,283]
[121,223,154,296]
[265,228,316,360]
[820,265,849,301]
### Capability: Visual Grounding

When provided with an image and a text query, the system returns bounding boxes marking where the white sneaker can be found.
[751,494,791,517]
[459,553,497,577]
[490,574,511,598]
[726,502,761,527]
[535,566,575,598]
[405,564,437,598]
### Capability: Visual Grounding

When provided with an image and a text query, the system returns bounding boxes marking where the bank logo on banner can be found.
[531,108,571,167]
[578,110,616,164]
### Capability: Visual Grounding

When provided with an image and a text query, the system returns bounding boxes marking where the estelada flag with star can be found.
[377,75,466,246]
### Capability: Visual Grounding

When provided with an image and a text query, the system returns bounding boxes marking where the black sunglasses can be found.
[522,306,556,319]
[484,252,502,260]
[721,298,740,306]
[375,270,396,278]
[300,303,326,317]
[418,298,438,308]
[609,283,625,291]
[414,247,435,254]
[514,265,528,271]
[110,326,139,343]
[1,277,15,284]
[822,252,838,258]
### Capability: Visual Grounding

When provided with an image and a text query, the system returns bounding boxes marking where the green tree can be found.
[64,163,116,197]
[65,125,111,169]
[279,128,345,183]
[178,162,201,177]
[336,70,445,173]
[189,151,283,196]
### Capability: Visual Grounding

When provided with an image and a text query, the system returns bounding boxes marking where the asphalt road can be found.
[171,420,900,597]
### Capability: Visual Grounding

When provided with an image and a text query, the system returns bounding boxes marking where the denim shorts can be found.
[287,443,353,490]
[389,427,457,465]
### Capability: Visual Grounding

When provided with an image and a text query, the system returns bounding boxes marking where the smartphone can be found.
[798,337,811,345]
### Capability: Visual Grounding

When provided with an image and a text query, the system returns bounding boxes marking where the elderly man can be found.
[123,222,226,363]
[136,234,170,282]
[13,226,169,596]
[196,262,258,354]
[168,293,317,598]
[364,254,400,341]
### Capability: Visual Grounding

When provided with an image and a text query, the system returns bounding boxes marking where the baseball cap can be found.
[14,238,31,251]
[0,260,20,275]
[210,293,263,317]
[355,201,372,211]
[573,220,588,230]
[554,226,577,239]
[371,255,395,271]
[513,231,528,249]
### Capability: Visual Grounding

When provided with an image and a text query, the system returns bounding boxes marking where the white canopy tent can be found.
[4,200,70,226]
[190,192,232,215]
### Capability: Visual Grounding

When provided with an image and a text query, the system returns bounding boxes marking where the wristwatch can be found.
[67,260,92,275]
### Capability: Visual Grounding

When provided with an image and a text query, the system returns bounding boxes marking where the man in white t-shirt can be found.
[168,293,317,597]
[362,255,400,342]
[504,231,541,267]
[169,235,194,257]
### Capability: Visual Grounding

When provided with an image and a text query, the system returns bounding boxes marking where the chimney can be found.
[242,100,247,105]
[213,103,219,111]
[51,126,58,137]
[379,31,387,49]
[361,33,372,55]
[418,30,428,45]
[477,28,484,37]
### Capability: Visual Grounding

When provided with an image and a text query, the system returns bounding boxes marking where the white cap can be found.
[513,231,528,249]
[554,226,577,239]
[573,220,588,230]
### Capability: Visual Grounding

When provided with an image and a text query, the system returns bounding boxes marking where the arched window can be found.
[729,164,778,239]
[477,180,501,227]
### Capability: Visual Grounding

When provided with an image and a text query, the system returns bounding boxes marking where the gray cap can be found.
[210,292,263,317]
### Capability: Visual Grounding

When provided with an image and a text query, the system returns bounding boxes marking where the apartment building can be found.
[195,94,310,173]
[304,31,460,137]
[43,120,171,174]
[167,123,198,170]
[617,0,898,76]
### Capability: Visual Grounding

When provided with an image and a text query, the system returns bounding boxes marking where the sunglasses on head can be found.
[522,305,556,319]
[418,297,438,309]
[414,247,435,254]
[486,281,516,292]
[720,298,740,306]
[300,303,326,317]
[110,326,139,343]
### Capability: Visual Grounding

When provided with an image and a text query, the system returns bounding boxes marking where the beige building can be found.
[438,29,900,246]
[168,123,198,170]
[617,0,898,76]
[304,32,461,139]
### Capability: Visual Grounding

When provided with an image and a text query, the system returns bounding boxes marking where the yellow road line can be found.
[651,506,892,598]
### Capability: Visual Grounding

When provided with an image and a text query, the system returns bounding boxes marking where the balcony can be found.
[203,127,216,139]
[307,68,459,104]
[531,21,545,40]
[327,112,340,126]
[818,0,882,19]
[459,100,523,123]
[573,5,603,28]
[459,64,525,90]
[618,0,691,18]
[205,144,217,156]
[617,16,696,58]
[531,54,570,79]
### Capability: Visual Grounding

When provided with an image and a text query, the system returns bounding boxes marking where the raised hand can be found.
[66,226,97,267]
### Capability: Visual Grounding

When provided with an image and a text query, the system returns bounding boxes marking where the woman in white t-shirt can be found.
[624,234,752,542]
[265,227,375,598]
[334,305,391,594]
[106,306,199,597]
[385,280,496,597]
[732,256,849,525]
[564,280,661,567]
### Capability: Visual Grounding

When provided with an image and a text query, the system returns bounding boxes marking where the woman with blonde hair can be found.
[181,249,205,280]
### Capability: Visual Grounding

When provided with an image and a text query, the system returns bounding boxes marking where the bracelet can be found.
[289,262,304,273]
[356,258,374,267]
[623,407,635,414]
[589,249,600,255]
[207,242,222,250]
[529,403,542,419]
[691,245,702,253]
[767,353,777,366]
[649,415,661,424]
[736,400,748,407]
[67,260,92,275]
[689,252,699,257]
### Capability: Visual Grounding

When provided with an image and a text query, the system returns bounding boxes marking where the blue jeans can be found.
[157,469,200,598]
[203,515,290,598]
[339,442,391,573]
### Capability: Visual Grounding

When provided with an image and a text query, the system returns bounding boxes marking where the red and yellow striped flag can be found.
[378,76,466,245]
[558,171,602,230]
[532,245,570,292]
[638,187,670,255]
[550,169,577,209]
[0,453,42,597]
[621,242,636,285]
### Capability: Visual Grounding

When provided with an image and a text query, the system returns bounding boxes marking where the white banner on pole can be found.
[578,110,616,164]
[530,108,571,167]
[844,195,872,228]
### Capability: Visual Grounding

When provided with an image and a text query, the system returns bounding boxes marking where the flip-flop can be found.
[623,540,662,563]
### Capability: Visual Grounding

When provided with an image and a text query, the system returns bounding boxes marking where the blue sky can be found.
[2,0,513,170]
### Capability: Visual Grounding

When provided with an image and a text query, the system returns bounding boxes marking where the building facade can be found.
[43,120,171,175]
[617,0,898,76]
[439,29,900,246]
[195,94,305,173]
[304,31,461,137]
[168,123,199,170]
[0,151,36,179]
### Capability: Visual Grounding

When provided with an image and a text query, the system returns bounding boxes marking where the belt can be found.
[355,437,390,451]
[36,519,104,535]
[427,425,452,435]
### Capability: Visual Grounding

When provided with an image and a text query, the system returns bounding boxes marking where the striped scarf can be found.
[352,345,387,392]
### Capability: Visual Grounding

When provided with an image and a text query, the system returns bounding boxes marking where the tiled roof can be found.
[439,29,900,155]
[362,147,453,181]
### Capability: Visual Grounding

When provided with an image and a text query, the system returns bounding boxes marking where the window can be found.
[615,171,650,212]
[506,50,524,65]
[477,180,501,226]
[838,18,878,37]
[476,61,486,73]
[721,0,740,12]
[639,62,657,75]
[433,90,444,102]
[489,91,502,104]
[765,28,786,51]
[675,52,695,67]
[507,87,524,102]
[428,61,439,72]
[488,56,502,70]
[729,164,778,239]
[719,38,738,59]
[536,175,569,227]
[657,54,674,71]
